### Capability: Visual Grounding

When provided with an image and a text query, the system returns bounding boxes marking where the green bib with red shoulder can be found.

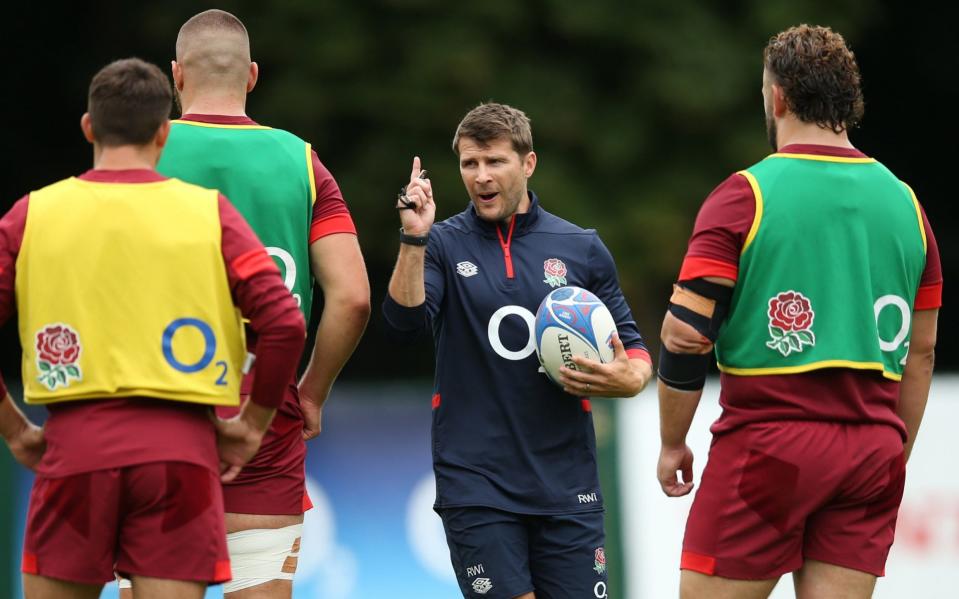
[714,151,927,381]
[158,119,315,322]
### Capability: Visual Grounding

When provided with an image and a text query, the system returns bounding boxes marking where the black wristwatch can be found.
[399,227,429,246]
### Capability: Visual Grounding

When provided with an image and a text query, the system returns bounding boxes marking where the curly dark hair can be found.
[764,25,864,133]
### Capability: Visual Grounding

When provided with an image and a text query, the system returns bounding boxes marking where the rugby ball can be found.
[534,286,617,387]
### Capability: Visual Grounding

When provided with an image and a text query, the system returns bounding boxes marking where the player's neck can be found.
[92,145,160,171]
[179,91,248,118]
[775,117,853,150]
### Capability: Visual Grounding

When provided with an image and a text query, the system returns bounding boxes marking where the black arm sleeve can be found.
[658,278,734,391]
[668,278,734,342]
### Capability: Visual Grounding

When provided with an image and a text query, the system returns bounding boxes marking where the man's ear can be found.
[155,120,171,150]
[524,151,537,178]
[772,83,789,118]
[80,112,95,143]
[171,61,184,91]
[247,62,259,93]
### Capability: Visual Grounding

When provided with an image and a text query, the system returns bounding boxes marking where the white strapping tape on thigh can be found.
[222,523,304,594]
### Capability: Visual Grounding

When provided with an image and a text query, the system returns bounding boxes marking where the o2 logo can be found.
[488,305,536,361]
[489,296,916,367]
[874,294,911,365]
[162,318,227,385]
[267,246,301,307]
[594,581,607,598]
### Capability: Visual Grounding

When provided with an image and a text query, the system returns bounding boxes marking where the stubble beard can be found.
[766,113,778,153]
[475,190,520,225]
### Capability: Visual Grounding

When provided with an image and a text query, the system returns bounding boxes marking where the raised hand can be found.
[396,156,436,236]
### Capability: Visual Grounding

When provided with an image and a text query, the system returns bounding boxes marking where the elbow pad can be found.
[657,278,734,391]
[667,278,734,342]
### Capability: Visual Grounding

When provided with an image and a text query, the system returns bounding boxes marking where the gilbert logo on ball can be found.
[765,290,816,356]
[35,323,83,390]
[534,286,617,388]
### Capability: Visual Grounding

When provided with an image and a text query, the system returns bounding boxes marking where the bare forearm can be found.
[658,380,703,448]
[898,309,938,462]
[299,299,370,404]
[898,349,935,461]
[388,245,427,307]
[627,358,653,396]
[239,399,276,435]
[0,394,30,442]
[301,233,370,403]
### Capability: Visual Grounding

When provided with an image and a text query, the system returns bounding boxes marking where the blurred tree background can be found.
[4,0,954,380]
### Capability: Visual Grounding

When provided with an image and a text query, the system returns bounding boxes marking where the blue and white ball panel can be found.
[535,287,617,387]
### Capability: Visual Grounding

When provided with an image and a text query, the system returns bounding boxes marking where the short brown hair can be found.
[88,58,172,146]
[452,103,533,155]
[764,24,864,133]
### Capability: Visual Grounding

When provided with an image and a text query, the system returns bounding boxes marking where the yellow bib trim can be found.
[716,359,902,381]
[305,143,317,205]
[171,119,272,130]
[900,182,927,254]
[737,170,764,255]
[768,152,876,164]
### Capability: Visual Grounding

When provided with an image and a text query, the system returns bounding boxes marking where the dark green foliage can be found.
[8,0,952,380]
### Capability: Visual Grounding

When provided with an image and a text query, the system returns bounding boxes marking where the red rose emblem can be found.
[544,258,567,278]
[37,325,80,365]
[768,291,814,331]
[34,323,83,390]
[593,546,607,574]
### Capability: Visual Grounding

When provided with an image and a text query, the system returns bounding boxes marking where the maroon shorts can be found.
[682,421,905,579]
[22,462,230,585]
[219,410,311,515]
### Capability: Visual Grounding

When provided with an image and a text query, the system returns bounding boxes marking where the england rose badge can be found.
[593,547,606,575]
[35,324,83,390]
[766,291,816,357]
[543,258,568,288]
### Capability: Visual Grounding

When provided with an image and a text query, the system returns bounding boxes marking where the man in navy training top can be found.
[383,102,653,599]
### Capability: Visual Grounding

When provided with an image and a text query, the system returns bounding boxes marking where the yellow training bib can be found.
[17,176,245,406]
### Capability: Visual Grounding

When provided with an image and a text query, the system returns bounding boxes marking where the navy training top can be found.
[383,192,647,515]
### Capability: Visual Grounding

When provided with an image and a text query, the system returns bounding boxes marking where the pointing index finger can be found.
[411,156,421,181]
